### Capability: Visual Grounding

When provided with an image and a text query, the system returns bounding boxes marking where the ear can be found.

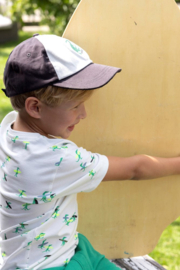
[25,97,42,119]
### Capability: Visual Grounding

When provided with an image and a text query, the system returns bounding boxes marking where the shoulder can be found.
[0,111,17,131]
[48,139,76,151]
[52,140,109,193]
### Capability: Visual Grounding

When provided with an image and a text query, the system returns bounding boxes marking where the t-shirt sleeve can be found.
[51,141,109,197]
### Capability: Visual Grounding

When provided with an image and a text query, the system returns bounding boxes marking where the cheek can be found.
[56,115,72,129]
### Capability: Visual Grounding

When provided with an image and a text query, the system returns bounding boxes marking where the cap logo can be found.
[65,40,83,55]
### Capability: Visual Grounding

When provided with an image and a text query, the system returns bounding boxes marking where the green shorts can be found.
[44,234,120,270]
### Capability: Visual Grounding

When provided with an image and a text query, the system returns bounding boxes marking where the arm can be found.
[103,155,180,181]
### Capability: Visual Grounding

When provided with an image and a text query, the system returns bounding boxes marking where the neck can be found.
[12,110,48,137]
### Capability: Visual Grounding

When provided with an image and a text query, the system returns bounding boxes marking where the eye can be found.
[74,103,81,109]
[73,101,83,109]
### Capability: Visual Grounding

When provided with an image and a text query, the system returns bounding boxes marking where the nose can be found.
[79,103,87,119]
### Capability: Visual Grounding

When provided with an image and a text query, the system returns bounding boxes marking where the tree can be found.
[10,0,80,36]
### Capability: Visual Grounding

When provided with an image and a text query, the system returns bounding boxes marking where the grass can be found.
[149,217,180,270]
[1,30,180,269]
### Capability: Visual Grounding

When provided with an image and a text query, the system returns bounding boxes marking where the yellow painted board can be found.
[63,0,180,258]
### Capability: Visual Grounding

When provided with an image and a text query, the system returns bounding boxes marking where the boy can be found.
[0,34,180,270]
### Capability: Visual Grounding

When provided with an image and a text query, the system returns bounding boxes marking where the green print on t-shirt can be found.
[35,233,45,241]
[64,212,77,226]
[43,244,53,252]
[23,141,30,149]
[80,162,87,171]
[14,167,21,177]
[75,150,82,162]
[3,173,7,181]
[55,157,63,166]
[18,190,27,197]
[52,206,60,219]
[89,170,96,179]
[40,191,56,203]
[11,136,19,143]
[59,237,67,246]
[38,239,48,249]
[50,144,68,151]
[22,203,31,210]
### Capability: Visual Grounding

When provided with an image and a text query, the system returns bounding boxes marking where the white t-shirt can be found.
[0,111,109,270]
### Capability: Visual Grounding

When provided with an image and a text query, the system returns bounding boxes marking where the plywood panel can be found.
[63,0,180,258]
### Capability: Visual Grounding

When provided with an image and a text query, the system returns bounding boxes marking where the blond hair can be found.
[10,86,94,112]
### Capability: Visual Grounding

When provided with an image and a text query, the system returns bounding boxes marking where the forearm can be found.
[103,154,180,181]
[133,155,180,180]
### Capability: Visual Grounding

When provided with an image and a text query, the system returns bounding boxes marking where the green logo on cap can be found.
[66,40,83,54]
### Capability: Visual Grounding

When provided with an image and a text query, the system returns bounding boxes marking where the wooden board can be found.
[63,0,180,259]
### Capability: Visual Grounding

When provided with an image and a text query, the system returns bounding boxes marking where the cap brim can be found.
[53,63,121,90]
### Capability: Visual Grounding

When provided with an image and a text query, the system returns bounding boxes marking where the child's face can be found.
[40,99,87,139]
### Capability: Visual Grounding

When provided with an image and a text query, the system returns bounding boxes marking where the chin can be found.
[58,134,69,139]
[56,130,71,139]
[63,135,70,139]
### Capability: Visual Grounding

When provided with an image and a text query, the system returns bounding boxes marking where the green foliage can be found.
[149,216,180,270]
[10,0,80,35]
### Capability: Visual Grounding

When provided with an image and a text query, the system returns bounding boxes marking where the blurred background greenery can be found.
[1,0,80,36]
[1,1,180,269]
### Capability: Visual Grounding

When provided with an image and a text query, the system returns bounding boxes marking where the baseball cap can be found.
[2,34,121,97]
